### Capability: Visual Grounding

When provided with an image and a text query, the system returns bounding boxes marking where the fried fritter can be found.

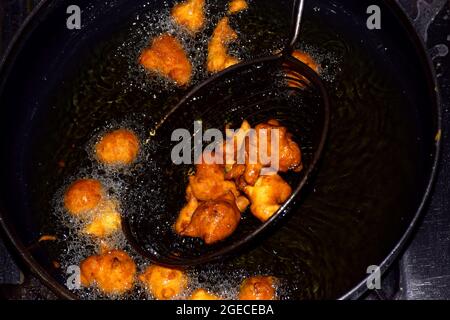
[207,17,239,73]
[83,199,122,238]
[95,129,140,166]
[139,265,188,300]
[190,288,221,300]
[175,150,249,242]
[189,161,240,201]
[180,193,241,244]
[171,0,205,34]
[228,0,248,14]
[254,119,302,173]
[244,174,292,222]
[238,276,277,300]
[64,179,103,215]
[139,34,192,86]
[174,186,199,234]
[80,250,136,295]
[226,119,302,186]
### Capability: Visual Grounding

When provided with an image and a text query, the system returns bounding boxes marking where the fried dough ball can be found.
[238,276,277,300]
[228,0,248,14]
[171,0,205,34]
[288,50,320,88]
[175,154,249,240]
[226,119,302,186]
[223,120,252,173]
[189,162,240,201]
[180,193,241,244]
[95,129,140,166]
[139,34,192,86]
[83,200,122,238]
[139,265,188,300]
[254,119,302,173]
[190,288,221,300]
[244,174,292,222]
[80,250,136,295]
[207,17,239,73]
[174,186,199,233]
[64,179,103,215]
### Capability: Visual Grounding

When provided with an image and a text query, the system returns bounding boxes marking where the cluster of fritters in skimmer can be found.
[55,0,321,299]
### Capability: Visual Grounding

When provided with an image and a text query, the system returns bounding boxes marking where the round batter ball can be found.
[64,179,103,215]
[238,276,277,300]
[80,249,136,295]
[190,288,221,300]
[139,265,188,300]
[95,129,140,166]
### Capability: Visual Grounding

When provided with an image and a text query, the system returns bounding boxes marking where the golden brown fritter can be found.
[64,179,103,215]
[244,174,292,222]
[288,50,320,88]
[238,276,277,300]
[190,288,221,300]
[175,151,249,242]
[180,193,241,244]
[95,129,140,166]
[226,119,302,186]
[254,119,302,173]
[139,34,192,86]
[80,250,136,295]
[189,159,240,201]
[83,199,122,238]
[223,120,252,173]
[171,0,205,34]
[174,186,199,234]
[228,0,248,14]
[139,265,188,300]
[207,17,239,73]
[175,119,299,242]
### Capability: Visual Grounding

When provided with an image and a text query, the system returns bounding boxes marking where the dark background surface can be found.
[0,0,449,299]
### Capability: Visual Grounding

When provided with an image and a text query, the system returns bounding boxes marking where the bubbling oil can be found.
[46,0,340,300]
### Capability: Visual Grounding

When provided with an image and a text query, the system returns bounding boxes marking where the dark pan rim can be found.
[0,0,442,300]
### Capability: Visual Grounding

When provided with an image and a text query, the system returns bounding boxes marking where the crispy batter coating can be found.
[238,276,277,300]
[224,120,252,173]
[254,119,302,173]
[228,0,248,14]
[80,250,136,295]
[139,265,188,300]
[139,34,192,86]
[288,50,320,88]
[226,119,302,186]
[180,193,241,244]
[171,0,205,34]
[190,288,221,300]
[174,186,199,233]
[175,119,299,241]
[64,179,103,215]
[95,129,140,166]
[83,200,122,238]
[207,17,239,73]
[244,174,292,222]
[175,152,249,242]
[189,162,240,201]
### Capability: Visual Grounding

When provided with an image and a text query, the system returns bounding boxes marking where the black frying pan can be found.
[0,0,441,299]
